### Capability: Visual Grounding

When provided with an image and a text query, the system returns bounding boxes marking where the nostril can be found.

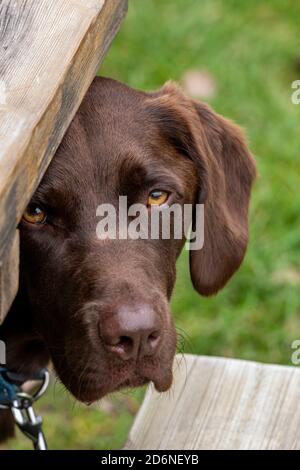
[118,336,133,350]
[104,335,135,360]
[148,330,160,343]
[146,330,161,353]
[148,330,160,340]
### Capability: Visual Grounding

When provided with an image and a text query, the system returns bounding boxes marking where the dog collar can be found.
[0,368,18,404]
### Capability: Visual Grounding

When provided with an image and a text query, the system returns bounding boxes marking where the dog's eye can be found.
[147,190,169,206]
[22,203,47,224]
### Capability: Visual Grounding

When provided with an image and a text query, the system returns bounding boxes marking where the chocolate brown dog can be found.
[0,77,256,441]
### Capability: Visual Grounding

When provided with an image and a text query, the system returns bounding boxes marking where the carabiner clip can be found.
[11,393,47,450]
[0,368,49,449]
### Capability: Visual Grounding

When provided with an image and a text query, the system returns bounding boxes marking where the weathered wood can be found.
[125,355,300,450]
[0,230,19,323]
[0,0,128,323]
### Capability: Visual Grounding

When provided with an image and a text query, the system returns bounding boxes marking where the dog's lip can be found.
[81,365,174,402]
[55,349,175,402]
[152,370,173,392]
[120,364,174,393]
[114,373,172,394]
[143,366,173,392]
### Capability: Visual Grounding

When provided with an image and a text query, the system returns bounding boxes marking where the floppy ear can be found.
[147,82,256,296]
[189,100,257,295]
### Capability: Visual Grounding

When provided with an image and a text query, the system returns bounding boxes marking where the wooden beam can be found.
[0,230,19,324]
[0,0,128,323]
[125,355,300,450]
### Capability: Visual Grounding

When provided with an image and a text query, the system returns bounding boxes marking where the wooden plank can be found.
[125,355,300,450]
[0,230,19,324]
[0,0,127,323]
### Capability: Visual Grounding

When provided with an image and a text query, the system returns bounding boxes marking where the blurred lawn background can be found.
[2,0,300,449]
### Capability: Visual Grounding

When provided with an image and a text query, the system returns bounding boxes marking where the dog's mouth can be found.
[116,363,174,394]
[50,323,177,403]
[87,364,173,403]
[54,355,174,403]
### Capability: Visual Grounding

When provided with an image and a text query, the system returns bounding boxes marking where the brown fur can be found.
[0,77,256,441]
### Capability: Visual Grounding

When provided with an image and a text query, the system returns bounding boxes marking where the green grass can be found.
[2,0,300,450]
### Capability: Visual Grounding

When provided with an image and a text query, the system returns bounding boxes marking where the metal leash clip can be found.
[0,368,49,450]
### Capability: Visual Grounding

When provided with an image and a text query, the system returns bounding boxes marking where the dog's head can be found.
[18,77,256,401]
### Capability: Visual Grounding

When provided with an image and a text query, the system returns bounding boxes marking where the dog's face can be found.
[17,77,256,402]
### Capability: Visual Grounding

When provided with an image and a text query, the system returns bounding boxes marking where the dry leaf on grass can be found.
[272,267,300,286]
[181,69,217,99]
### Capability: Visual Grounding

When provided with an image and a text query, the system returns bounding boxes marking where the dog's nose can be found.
[99,304,162,360]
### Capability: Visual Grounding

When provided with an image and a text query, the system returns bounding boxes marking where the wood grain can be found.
[125,355,300,450]
[0,0,127,323]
